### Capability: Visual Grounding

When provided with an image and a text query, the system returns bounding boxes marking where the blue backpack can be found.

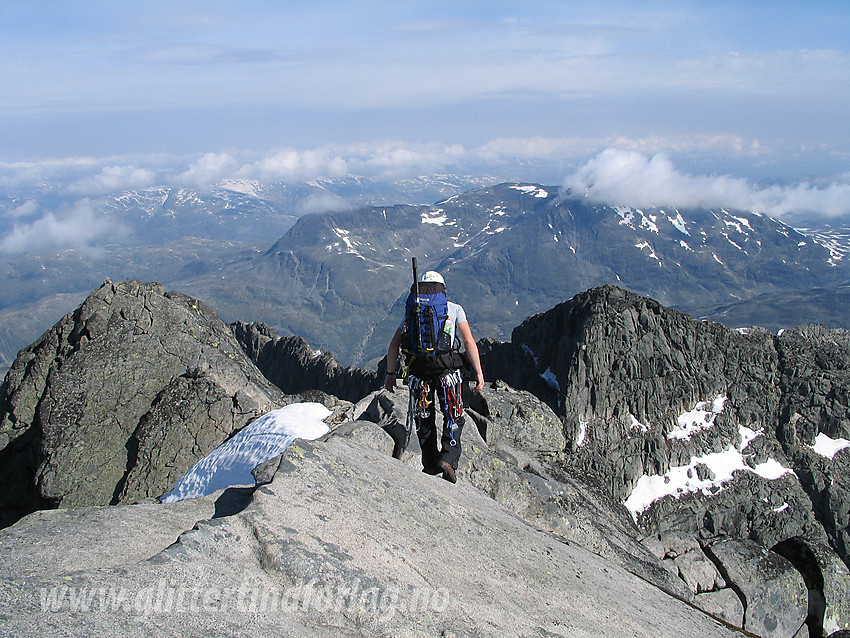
[403,290,452,356]
[402,290,465,377]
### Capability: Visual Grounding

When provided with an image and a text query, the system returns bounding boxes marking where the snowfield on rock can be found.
[624,424,796,518]
[161,403,331,503]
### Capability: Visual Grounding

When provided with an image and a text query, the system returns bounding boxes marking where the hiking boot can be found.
[439,460,457,484]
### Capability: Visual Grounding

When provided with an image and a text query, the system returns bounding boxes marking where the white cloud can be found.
[178,152,242,188]
[0,199,122,255]
[0,157,102,188]
[295,193,351,215]
[565,148,850,218]
[244,149,349,182]
[5,200,39,219]
[359,141,466,178]
[1,139,847,222]
[240,142,467,182]
[68,165,156,196]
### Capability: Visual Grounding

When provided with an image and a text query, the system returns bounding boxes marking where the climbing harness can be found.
[406,370,464,447]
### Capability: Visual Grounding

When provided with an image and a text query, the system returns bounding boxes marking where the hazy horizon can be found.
[2,0,850,256]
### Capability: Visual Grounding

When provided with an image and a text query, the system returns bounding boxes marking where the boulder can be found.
[658,530,701,558]
[0,281,286,526]
[706,538,808,637]
[772,537,850,637]
[693,589,745,628]
[673,549,725,594]
[465,380,566,460]
[325,421,395,457]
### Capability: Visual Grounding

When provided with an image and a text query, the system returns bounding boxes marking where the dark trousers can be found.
[415,384,464,472]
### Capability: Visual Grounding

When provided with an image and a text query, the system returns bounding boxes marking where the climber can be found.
[384,265,485,483]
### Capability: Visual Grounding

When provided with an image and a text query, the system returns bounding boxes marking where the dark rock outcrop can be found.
[231,321,382,403]
[482,285,850,577]
[0,280,287,527]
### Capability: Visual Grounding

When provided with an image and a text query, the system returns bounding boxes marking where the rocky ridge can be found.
[231,320,382,402]
[480,284,850,634]
[2,281,850,636]
[0,435,745,638]
[482,286,850,548]
[0,280,288,526]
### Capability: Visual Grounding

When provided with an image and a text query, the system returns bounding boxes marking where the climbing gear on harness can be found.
[406,370,465,448]
[406,377,434,443]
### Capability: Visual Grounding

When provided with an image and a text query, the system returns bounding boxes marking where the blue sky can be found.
[1,1,850,217]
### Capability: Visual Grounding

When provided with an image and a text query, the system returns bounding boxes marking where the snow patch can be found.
[219,178,262,198]
[727,214,753,231]
[615,206,635,227]
[421,209,449,226]
[576,421,588,448]
[160,403,331,503]
[668,211,689,236]
[668,395,727,440]
[811,432,850,460]
[624,424,795,519]
[540,368,560,391]
[521,344,539,366]
[510,185,549,198]
[635,241,661,264]
[630,414,650,433]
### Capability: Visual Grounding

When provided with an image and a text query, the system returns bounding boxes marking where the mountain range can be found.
[176,182,850,367]
[4,179,850,374]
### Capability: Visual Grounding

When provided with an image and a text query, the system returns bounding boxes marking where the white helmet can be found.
[419,271,445,286]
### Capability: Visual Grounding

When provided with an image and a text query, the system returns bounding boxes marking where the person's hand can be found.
[384,374,396,393]
[473,371,485,393]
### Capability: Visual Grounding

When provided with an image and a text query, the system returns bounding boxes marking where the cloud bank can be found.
[1,139,848,259]
[0,200,123,256]
[564,149,850,218]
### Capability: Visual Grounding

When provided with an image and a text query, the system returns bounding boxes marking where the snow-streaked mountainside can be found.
[176,182,850,367]
[4,179,850,373]
[0,174,497,373]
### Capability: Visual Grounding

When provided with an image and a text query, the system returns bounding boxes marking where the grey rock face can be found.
[693,589,745,628]
[0,280,286,526]
[231,321,381,403]
[353,384,691,600]
[0,434,744,638]
[491,285,780,498]
[482,285,850,574]
[706,538,808,638]
[325,421,396,457]
[465,379,566,461]
[773,537,850,637]
[673,549,725,594]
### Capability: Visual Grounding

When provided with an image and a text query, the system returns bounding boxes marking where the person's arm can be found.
[384,327,403,392]
[457,321,485,392]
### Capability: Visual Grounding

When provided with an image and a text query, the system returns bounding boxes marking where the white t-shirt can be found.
[445,301,468,349]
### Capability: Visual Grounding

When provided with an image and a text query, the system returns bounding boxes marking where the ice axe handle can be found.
[412,257,419,297]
